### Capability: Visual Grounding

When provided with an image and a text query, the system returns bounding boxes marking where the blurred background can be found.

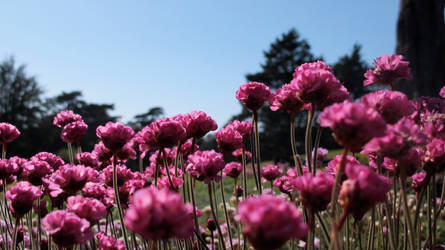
[1,0,444,160]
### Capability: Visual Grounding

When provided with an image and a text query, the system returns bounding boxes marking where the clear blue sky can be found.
[0,1,399,127]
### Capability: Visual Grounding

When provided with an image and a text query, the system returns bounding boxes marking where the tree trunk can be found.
[396,0,445,98]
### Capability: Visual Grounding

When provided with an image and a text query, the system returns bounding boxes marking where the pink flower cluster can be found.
[54,110,88,144]
[364,54,412,86]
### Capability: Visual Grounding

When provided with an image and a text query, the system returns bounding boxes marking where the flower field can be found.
[0,54,445,249]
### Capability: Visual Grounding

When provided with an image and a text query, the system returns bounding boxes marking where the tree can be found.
[128,107,164,131]
[396,0,445,97]
[233,29,320,161]
[333,44,370,99]
[0,57,45,156]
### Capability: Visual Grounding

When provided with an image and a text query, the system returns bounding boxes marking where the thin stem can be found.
[1,144,5,159]
[27,210,35,250]
[208,184,226,250]
[432,173,437,244]
[220,173,234,250]
[366,207,375,250]
[308,211,314,250]
[312,127,322,173]
[11,217,20,250]
[305,107,314,174]
[249,128,260,193]
[242,148,248,199]
[329,149,348,250]
[139,156,144,173]
[67,143,74,164]
[290,114,304,176]
[428,179,433,249]
[161,148,175,189]
[400,176,415,250]
[112,153,130,249]
[253,111,262,194]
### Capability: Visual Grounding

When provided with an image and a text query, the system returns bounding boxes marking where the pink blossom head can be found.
[139,118,186,150]
[22,160,53,186]
[361,90,415,124]
[215,126,244,153]
[82,182,107,200]
[270,83,305,114]
[237,195,308,250]
[186,150,225,184]
[310,147,329,167]
[7,156,27,177]
[273,176,293,194]
[0,159,19,179]
[53,110,82,128]
[184,111,218,139]
[115,143,137,162]
[293,171,334,212]
[124,187,194,240]
[319,102,387,152]
[364,54,412,86]
[6,181,42,217]
[424,139,445,173]
[42,210,93,248]
[236,82,271,111]
[293,60,333,78]
[172,140,199,160]
[340,164,391,220]
[101,164,133,187]
[92,142,113,163]
[226,120,252,142]
[326,154,360,177]
[0,123,20,144]
[96,233,125,250]
[261,164,283,181]
[48,164,98,196]
[411,172,428,193]
[157,176,184,192]
[75,152,99,169]
[66,195,106,224]
[440,86,445,98]
[96,122,134,151]
[232,149,252,162]
[118,178,147,206]
[61,120,88,143]
[31,152,64,171]
[223,162,242,179]
[363,118,426,159]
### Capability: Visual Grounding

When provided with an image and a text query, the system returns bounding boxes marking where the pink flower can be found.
[364,54,412,86]
[42,210,93,248]
[124,187,194,240]
[75,152,99,169]
[232,149,252,162]
[0,159,19,179]
[22,160,53,186]
[325,154,360,177]
[215,126,244,153]
[424,138,445,173]
[261,164,283,181]
[237,195,308,250]
[340,164,391,220]
[319,102,387,152]
[101,164,133,187]
[223,162,242,179]
[31,152,64,171]
[0,123,20,144]
[7,156,27,177]
[183,111,218,139]
[273,176,293,194]
[47,164,98,196]
[118,179,147,206]
[363,118,426,159]
[92,141,112,160]
[172,141,199,160]
[440,86,445,98]
[186,150,225,184]
[66,195,106,224]
[310,147,329,167]
[411,172,428,193]
[82,182,107,200]
[270,83,305,113]
[53,110,82,128]
[115,143,137,162]
[236,82,271,111]
[6,181,42,217]
[226,120,252,142]
[293,171,334,212]
[96,122,134,151]
[96,233,125,250]
[291,61,349,109]
[61,120,88,143]
[157,176,184,192]
[424,112,445,140]
[139,118,186,150]
[361,90,415,124]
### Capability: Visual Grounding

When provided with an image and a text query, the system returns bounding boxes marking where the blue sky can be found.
[0,1,399,127]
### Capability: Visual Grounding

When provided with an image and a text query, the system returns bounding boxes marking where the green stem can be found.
[305,107,314,174]
[208,184,226,250]
[67,143,74,164]
[290,115,304,176]
[11,217,20,250]
[400,176,416,250]
[112,153,130,250]
[220,173,234,250]
[312,127,322,173]
[1,144,5,159]
[366,207,375,250]
[242,148,248,199]
[253,111,262,194]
